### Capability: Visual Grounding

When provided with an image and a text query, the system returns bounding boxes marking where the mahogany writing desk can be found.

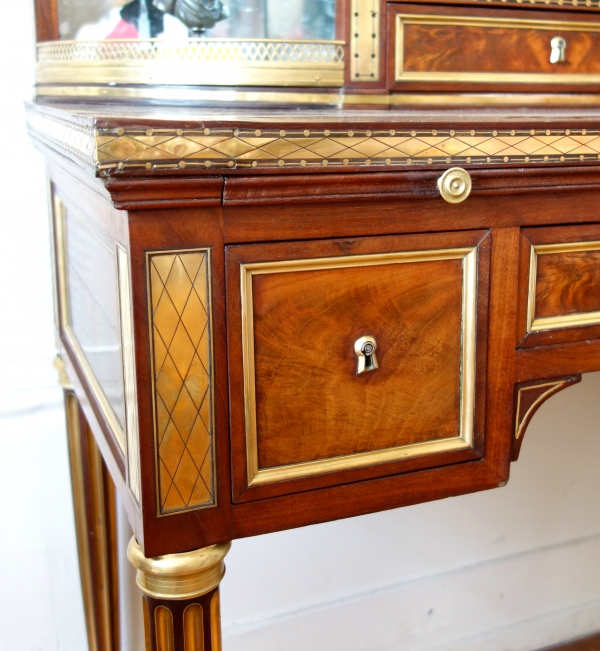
[28,0,600,648]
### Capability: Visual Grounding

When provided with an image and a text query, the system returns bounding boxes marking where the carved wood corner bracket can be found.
[512,375,581,461]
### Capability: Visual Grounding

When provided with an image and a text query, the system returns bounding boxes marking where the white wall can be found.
[1,5,599,651]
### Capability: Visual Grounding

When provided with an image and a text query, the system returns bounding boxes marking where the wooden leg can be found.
[128,539,231,651]
[62,381,120,651]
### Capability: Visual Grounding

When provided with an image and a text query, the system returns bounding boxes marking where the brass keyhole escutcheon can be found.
[437,168,472,204]
[550,36,566,64]
[355,336,379,375]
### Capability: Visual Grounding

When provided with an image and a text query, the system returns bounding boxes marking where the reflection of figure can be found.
[153,0,229,34]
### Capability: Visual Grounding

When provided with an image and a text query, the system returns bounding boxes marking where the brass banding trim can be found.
[35,85,600,107]
[241,247,478,486]
[396,14,600,85]
[527,240,600,332]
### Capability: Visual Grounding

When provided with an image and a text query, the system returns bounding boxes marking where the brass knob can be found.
[550,36,566,64]
[354,336,378,375]
[437,168,472,204]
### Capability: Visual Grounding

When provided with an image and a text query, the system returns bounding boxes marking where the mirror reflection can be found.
[57,0,336,41]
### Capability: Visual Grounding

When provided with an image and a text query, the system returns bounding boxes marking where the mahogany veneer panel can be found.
[536,250,600,318]
[402,25,600,75]
[253,258,463,468]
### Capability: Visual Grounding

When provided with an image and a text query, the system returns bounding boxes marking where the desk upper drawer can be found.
[227,230,490,502]
[518,224,600,348]
[392,8,600,87]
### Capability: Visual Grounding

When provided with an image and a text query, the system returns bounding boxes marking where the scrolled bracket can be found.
[512,375,581,461]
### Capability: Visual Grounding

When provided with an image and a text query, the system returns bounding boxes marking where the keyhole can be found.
[550,36,566,64]
[354,336,379,375]
[362,341,376,371]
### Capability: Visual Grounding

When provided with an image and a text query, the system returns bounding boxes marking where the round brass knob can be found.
[437,168,472,204]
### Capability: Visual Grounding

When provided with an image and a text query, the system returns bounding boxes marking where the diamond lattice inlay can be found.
[95,126,600,173]
[148,250,215,515]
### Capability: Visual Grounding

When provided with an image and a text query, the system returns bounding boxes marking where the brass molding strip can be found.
[396,14,600,85]
[241,247,478,486]
[469,0,600,7]
[527,240,600,332]
[37,39,345,88]
[351,0,381,82]
[27,104,600,174]
[117,244,141,503]
[35,85,600,107]
[54,194,126,453]
[147,249,217,516]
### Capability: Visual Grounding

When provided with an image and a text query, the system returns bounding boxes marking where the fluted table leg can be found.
[128,539,231,651]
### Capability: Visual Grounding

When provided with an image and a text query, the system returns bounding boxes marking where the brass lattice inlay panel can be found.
[96,126,600,172]
[148,250,215,515]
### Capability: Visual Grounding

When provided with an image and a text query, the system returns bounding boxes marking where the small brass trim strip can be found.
[396,14,600,85]
[54,195,126,452]
[241,247,478,486]
[515,380,567,439]
[527,240,600,332]
[35,85,600,107]
[117,244,141,503]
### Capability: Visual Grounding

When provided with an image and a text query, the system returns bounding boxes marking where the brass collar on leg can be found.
[127,538,231,600]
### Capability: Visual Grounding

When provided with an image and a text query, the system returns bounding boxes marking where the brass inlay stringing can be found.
[241,247,478,486]
[27,104,600,174]
[36,39,345,88]
[350,0,381,82]
[514,380,569,439]
[396,14,600,85]
[53,194,126,453]
[117,244,141,503]
[527,240,600,332]
[147,250,216,515]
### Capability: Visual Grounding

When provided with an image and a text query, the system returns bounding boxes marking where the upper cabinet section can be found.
[34,0,600,106]
[37,0,343,89]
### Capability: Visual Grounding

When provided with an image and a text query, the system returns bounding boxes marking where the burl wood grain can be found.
[252,258,464,469]
[403,24,600,74]
[535,250,600,318]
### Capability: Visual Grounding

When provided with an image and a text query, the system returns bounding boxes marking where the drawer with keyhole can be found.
[389,4,600,92]
[226,230,491,502]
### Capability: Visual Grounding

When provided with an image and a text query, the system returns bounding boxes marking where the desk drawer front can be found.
[227,231,490,502]
[395,12,600,85]
[519,225,600,347]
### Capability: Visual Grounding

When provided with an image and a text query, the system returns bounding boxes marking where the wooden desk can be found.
[28,101,600,651]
